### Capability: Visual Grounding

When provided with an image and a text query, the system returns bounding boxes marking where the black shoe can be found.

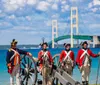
[37,79,42,84]
[21,81,24,85]
[82,81,86,85]
[86,81,89,85]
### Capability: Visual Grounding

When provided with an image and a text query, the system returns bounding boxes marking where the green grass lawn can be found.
[89,84,100,85]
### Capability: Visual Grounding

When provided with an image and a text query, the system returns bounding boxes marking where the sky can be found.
[0,0,100,45]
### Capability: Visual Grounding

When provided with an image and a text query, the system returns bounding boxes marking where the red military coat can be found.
[38,50,53,70]
[76,48,98,67]
[59,50,74,64]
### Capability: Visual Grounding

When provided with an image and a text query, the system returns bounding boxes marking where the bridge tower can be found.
[71,7,79,48]
[52,20,58,48]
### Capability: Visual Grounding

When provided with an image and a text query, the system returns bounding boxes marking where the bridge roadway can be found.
[48,35,100,46]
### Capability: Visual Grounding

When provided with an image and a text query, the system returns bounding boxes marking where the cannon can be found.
[52,54,81,85]
[20,54,81,85]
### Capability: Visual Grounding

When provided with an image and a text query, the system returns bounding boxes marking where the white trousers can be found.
[80,66,90,82]
[10,65,21,85]
[42,66,52,85]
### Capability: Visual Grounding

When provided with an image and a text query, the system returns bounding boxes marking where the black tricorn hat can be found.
[41,42,48,47]
[11,39,18,45]
[63,43,71,47]
[82,41,88,46]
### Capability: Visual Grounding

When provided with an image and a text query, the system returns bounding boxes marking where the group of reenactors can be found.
[6,39,100,85]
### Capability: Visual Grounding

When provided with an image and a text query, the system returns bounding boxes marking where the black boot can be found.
[86,81,89,85]
[82,81,86,85]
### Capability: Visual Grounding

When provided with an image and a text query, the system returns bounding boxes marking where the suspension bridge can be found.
[48,7,100,48]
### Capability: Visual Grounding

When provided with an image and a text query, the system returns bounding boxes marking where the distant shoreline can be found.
[0,44,100,50]
[0,45,39,50]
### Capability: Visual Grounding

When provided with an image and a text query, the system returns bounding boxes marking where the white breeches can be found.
[42,66,52,85]
[10,65,21,85]
[80,66,90,82]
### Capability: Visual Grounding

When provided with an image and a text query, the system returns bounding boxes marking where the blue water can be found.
[0,48,100,85]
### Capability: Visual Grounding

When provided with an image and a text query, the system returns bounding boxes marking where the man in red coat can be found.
[59,43,75,76]
[76,41,100,85]
[38,42,53,85]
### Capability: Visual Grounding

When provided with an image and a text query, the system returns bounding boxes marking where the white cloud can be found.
[88,0,100,13]
[4,2,19,11]
[61,5,69,12]
[69,0,75,2]
[88,2,92,8]
[8,14,16,19]
[4,0,25,11]
[16,0,26,6]
[93,0,100,5]
[88,24,100,35]
[0,21,13,28]
[44,20,51,26]
[3,0,38,12]
[52,4,58,10]
[89,24,100,29]
[66,16,70,21]
[8,0,17,4]
[27,0,37,5]
[94,13,100,17]
[52,14,59,18]
[69,0,83,2]
[91,8,98,12]
[88,0,100,8]
[47,0,53,3]
[0,22,10,26]
[12,26,33,31]
[29,30,49,35]
[61,0,67,4]
[61,8,65,12]
[36,1,50,11]
[58,22,68,30]
[0,13,6,18]
[8,0,26,7]
[0,10,2,13]
[1,29,12,33]
[26,16,31,21]
[27,31,38,35]
[64,5,69,11]
[55,0,59,2]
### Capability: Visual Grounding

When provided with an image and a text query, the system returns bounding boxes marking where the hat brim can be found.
[14,42,18,44]
[41,43,48,47]
[65,44,71,47]
[11,41,18,45]
[82,42,88,46]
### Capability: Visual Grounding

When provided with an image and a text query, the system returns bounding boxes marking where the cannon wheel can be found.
[52,54,60,85]
[53,54,60,66]
[20,55,37,85]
